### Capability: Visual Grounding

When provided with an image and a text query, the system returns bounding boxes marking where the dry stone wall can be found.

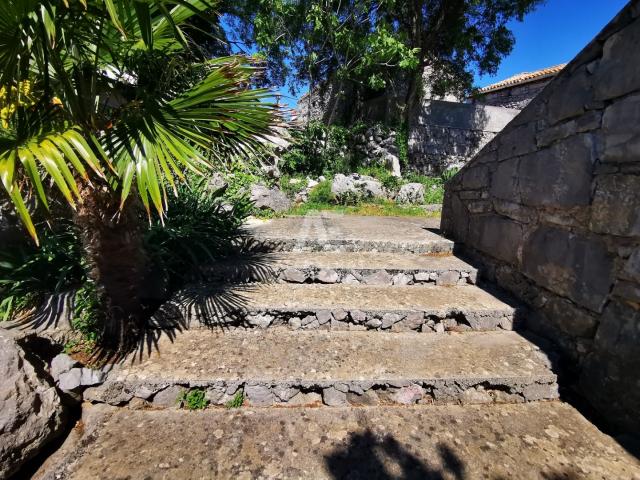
[408,100,520,174]
[441,1,640,432]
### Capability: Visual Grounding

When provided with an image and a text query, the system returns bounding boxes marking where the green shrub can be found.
[357,165,402,192]
[145,176,252,290]
[395,123,409,168]
[281,122,352,176]
[307,180,335,204]
[225,389,245,409]
[0,220,85,322]
[279,174,308,197]
[179,388,209,410]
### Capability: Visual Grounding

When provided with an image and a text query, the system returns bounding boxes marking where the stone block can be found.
[363,270,392,285]
[519,135,594,207]
[469,214,523,265]
[493,200,537,224]
[547,67,592,124]
[601,94,640,163]
[316,269,339,283]
[322,387,348,406]
[490,158,520,201]
[381,313,402,329]
[497,124,536,161]
[594,19,640,100]
[152,385,185,408]
[621,248,640,283]
[522,225,614,312]
[590,174,640,236]
[393,384,425,404]
[245,385,274,407]
[441,192,469,242]
[436,270,460,286]
[462,166,490,189]
[542,296,599,338]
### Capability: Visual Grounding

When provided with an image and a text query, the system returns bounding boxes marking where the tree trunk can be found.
[74,184,148,349]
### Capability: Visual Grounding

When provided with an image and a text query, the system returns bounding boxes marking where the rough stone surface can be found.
[58,368,83,391]
[164,283,517,332]
[37,403,640,480]
[442,2,640,431]
[246,213,450,254]
[0,330,65,479]
[396,183,425,204]
[85,329,557,407]
[249,184,291,213]
[331,174,386,202]
[50,354,78,382]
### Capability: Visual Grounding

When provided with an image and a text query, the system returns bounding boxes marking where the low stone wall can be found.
[408,100,519,174]
[442,2,640,432]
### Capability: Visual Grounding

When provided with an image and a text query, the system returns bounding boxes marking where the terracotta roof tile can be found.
[478,64,566,94]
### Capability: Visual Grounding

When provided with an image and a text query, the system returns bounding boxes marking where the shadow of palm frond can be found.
[5,291,74,339]
[324,429,466,480]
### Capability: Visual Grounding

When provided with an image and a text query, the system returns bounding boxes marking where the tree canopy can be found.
[221,0,545,104]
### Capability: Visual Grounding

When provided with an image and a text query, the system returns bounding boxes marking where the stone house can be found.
[474,64,566,109]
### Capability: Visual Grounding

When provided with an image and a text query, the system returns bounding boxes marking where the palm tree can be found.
[0,0,280,347]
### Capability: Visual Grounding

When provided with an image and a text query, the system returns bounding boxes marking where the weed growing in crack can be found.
[179,388,209,410]
[225,389,245,409]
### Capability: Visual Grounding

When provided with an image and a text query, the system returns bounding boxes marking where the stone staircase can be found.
[38,214,640,479]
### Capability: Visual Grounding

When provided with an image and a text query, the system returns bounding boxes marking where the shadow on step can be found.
[325,429,464,480]
[324,429,585,480]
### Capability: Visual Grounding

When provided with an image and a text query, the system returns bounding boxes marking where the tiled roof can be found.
[478,64,566,94]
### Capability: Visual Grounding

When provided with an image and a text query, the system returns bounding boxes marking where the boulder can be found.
[331,174,386,202]
[0,330,65,478]
[250,184,292,213]
[397,183,425,204]
[207,172,228,194]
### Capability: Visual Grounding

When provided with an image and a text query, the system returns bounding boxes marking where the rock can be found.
[331,174,386,202]
[385,154,402,177]
[58,368,83,391]
[397,183,425,204]
[246,313,274,329]
[350,310,367,324]
[392,273,413,285]
[250,184,291,212]
[316,269,339,283]
[394,384,425,404]
[316,310,333,325]
[50,353,78,382]
[207,172,228,194]
[381,313,402,329]
[363,270,393,285]
[436,270,460,286]
[152,385,185,408]
[80,368,106,387]
[288,317,302,329]
[0,330,65,478]
[245,385,274,406]
[322,387,348,406]
[365,317,383,328]
[280,268,307,283]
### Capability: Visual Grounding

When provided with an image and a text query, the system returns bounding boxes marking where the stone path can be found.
[37,214,640,479]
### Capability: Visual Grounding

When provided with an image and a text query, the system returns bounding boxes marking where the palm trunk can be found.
[74,185,148,349]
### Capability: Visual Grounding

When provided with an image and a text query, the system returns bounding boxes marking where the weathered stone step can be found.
[154,283,518,332]
[40,402,640,479]
[85,330,556,408]
[208,251,478,285]
[245,214,453,253]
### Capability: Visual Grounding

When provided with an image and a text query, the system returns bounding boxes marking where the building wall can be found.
[441,1,640,432]
[475,78,554,110]
[408,100,520,174]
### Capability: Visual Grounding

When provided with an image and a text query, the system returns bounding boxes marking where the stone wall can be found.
[408,100,520,174]
[441,1,640,432]
[475,78,553,110]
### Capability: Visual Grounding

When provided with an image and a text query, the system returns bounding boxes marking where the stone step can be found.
[41,402,640,479]
[208,251,478,286]
[85,330,557,408]
[153,283,518,332]
[245,214,453,253]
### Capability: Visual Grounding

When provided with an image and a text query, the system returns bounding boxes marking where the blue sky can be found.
[274,0,629,108]
[475,0,629,87]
